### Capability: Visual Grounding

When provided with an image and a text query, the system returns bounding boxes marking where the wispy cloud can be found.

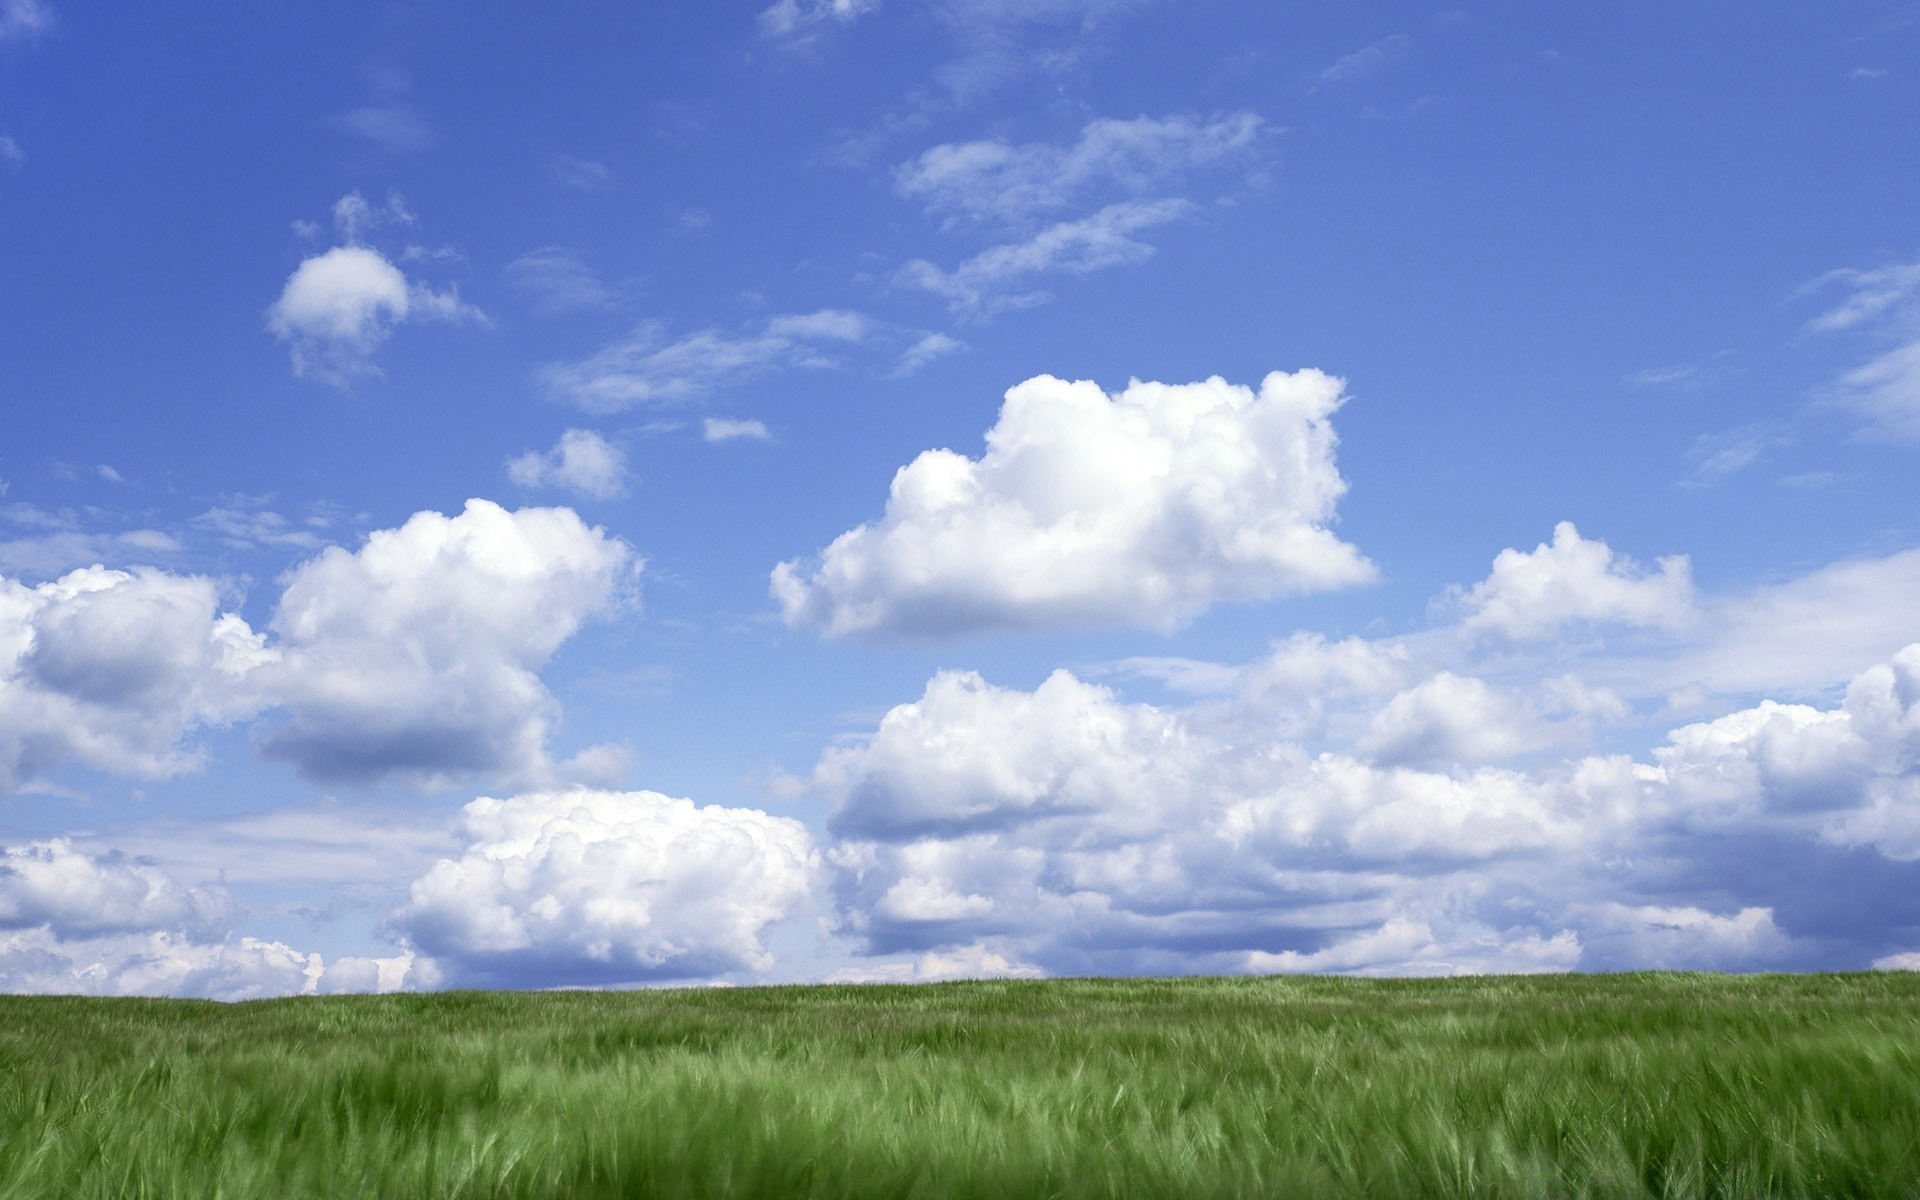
[896,111,1266,227]
[703,418,772,443]
[541,310,873,413]
[506,248,621,314]
[0,0,53,43]
[548,154,612,190]
[1803,256,1920,442]
[330,68,435,153]
[758,0,879,38]
[899,198,1192,316]
[1317,33,1413,87]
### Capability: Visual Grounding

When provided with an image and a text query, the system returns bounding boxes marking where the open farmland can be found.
[2,972,1917,1198]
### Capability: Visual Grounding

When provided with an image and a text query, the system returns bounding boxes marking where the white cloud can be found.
[506,247,618,314]
[805,624,1920,977]
[0,525,182,577]
[267,194,484,384]
[895,112,1265,226]
[394,788,819,987]
[892,332,965,376]
[507,429,629,500]
[541,310,871,413]
[0,566,269,792]
[0,836,423,999]
[813,666,1626,976]
[774,370,1374,637]
[255,500,634,787]
[702,417,772,443]
[1355,672,1560,767]
[1804,257,1920,441]
[1317,33,1413,86]
[758,0,879,38]
[0,501,632,796]
[1572,904,1790,970]
[1640,547,1920,699]
[899,198,1193,316]
[1455,522,1694,640]
[0,838,230,939]
[0,0,52,42]
[548,154,612,190]
[0,134,21,167]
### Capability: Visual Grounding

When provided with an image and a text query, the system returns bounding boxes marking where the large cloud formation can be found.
[808,614,1920,978]
[0,567,268,791]
[0,837,419,999]
[0,500,632,796]
[394,789,818,987]
[774,371,1374,637]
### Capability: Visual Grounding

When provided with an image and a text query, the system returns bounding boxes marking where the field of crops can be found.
[2,972,1917,1198]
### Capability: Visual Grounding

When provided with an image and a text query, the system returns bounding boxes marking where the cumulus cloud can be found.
[0,566,269,791]
[0,838,231,939]
[541,310,871,413]
[0,837,422,999]
[899,199,1193,316]
[255,500,634,787]
[805,628,1920,977]
[896,112,1265,227]
[394,788,818,987]
[507,429,629,500]
[0,501,632,796]
[1455,522,1695,640]
[267,193,483,384]
[773,370,1374,637]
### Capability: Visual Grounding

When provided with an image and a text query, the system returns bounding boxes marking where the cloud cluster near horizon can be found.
[6,369,1920,997]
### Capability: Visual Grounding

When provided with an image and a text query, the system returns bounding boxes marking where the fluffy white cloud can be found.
[896,112,1265,226]
[809,638,1920,977]
[256,500,634,786]
[0,566,268,791]
[541,310,870,413]
[507,429,629,500]
[1456,522,1695,640]
[0,501,632,796]
[394,788,819,986]
[267,194,483,384]
[814,667,1619,975]
[0,837,422,999]
[774,371,1374,637]
[1355,672,1560,767]
[0,838,230,939]
[899,199,1192,316]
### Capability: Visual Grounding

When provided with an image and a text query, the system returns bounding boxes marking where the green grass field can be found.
[2,973,1918,1198]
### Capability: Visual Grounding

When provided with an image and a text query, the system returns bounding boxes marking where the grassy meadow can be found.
[2,972,1918,1198]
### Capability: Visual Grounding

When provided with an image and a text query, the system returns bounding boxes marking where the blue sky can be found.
[3,0,1920,995]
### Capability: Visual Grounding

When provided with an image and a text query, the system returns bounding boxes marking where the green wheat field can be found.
[3,972,1918,1198]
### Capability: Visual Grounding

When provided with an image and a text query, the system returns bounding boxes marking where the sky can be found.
[2,1,1920,997]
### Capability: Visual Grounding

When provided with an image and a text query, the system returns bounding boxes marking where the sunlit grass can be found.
[2,972,1917,1197]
